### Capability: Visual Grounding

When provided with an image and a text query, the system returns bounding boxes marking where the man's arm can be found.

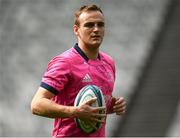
[31,87,77,118]
[31,87,106,122]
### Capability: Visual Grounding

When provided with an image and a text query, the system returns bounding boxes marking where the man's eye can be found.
[84,23,94,28]
[97,22,104,27]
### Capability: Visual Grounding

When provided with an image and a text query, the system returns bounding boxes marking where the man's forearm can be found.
[31,98,77,118]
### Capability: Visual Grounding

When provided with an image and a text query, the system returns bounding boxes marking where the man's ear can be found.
[73,25,79,36]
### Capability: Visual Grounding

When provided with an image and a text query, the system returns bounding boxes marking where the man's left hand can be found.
[113,97,126,115]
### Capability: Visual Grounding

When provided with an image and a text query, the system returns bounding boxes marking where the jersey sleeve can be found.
[112,59,116,81]
[40,56,70,95]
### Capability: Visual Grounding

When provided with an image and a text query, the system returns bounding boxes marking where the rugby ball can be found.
[74,85,105,133]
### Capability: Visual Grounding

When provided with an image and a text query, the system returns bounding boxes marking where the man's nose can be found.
[93,24,100,31]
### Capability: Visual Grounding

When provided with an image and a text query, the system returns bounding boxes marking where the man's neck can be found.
[78,42,99,60]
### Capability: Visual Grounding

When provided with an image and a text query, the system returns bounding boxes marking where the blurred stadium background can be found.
[0,0,180,137]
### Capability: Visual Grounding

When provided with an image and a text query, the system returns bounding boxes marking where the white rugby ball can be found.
[74,85,105,133]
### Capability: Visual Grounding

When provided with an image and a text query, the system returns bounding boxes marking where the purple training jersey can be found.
[40,43,116,137]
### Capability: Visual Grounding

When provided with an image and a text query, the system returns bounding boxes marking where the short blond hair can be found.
[74,4,103,26]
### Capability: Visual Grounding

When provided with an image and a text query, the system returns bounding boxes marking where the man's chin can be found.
[88,42,101,49]
[92,40,102,46]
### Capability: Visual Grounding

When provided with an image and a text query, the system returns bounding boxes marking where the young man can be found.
[31,4,126,137]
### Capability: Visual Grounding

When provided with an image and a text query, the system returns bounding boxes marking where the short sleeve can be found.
[40,56,70,95]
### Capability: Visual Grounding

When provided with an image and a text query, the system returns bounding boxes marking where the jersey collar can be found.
[74,43,100,62]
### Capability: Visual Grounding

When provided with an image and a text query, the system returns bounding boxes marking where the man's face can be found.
[74,11,105,49]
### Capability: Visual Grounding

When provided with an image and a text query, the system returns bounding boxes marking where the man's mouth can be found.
[91,35,101,38]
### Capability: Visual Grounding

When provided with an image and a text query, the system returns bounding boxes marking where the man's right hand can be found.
[74,97,106,129]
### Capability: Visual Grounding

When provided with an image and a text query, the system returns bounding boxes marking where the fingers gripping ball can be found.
[74,85,105,133]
